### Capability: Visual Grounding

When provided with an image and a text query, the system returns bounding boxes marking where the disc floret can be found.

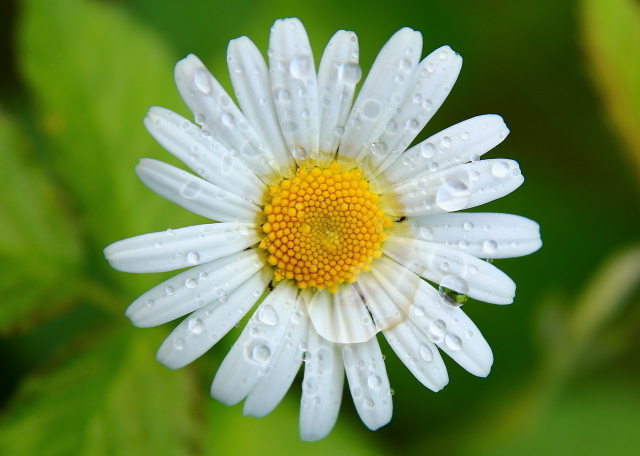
[259,162,391,293]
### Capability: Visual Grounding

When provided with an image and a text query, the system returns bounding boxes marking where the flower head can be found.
[104,18,541,441]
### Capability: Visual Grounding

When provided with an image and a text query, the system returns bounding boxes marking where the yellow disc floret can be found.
[259,162,392,294]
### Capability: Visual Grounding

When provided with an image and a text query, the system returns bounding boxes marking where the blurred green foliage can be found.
[0,0,639,455]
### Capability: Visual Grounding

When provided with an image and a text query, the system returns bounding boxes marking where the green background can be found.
[1,0,639,454]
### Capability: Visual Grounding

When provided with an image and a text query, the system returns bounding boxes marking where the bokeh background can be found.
[1,0,639,454]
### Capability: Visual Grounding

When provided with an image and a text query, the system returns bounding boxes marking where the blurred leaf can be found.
[0,326,200,456]
[581,0,640,182]
[18,0,201,295]
[205,396,385,456]
[471,379,640,456]
[0,109,81,334]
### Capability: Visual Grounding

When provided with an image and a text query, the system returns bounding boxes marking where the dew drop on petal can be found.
[187,251,200,264]
[445,334,462,351]
[289,55,311,79]
[193,68,212,94]
[370,140,388,157]
[483,239,498,254]
[258,305,278,325]
[491,160,510,177]
[338,63,362,84]
[252,344,272,363]
[439,275,469,307]
[419,344,433,362]
[188,318,204,334]
[436,179,471,211]
[368,375,382,389]
[291,146,309,161]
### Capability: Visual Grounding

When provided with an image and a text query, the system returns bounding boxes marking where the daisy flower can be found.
[104,18,541,441]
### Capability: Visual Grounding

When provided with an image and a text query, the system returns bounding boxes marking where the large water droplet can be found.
[193,68,212,94]
[491,160,510,177]
[291,146,309,161]
[221,112,234,126]
[419,344,433,362]
[436,179,471,211]
[173,338,185,350]
[181,180,202,199]
[445,334,462,350]
[185,278,197,288]
[258,305,278,325]
[439,275,469,307]
[252,344,272,363]
[289,55,311,79]
[421,142,436,158]
[370,140,388,157]
[187,251,200,264]
[338,63,362,84]
[188,318,205,334]
[368,375,382,389]
[363,100,381,119]
[483,239,498,254]
[428,319,447,343]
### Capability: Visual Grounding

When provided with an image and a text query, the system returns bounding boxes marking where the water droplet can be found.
[436,179,471,211]
[291,146,308,161]
[282,121,298,133]
[459,240,469,249]
[439,50,448,60]
[165,286,174,296]
[439,275,469,307]
[352,386,363,398]
[420,226,433,239]
[428,319,447,343]
[368,375,382,388]
[193,68,212,94]
[303,379,319,395]
[399,59,412,70]
[333,126,345,136]
[468,265,479,276]
[419,344,433,362]
[465,330,474,339]
[188,318,204,334]
[413,93,422,103]
[181,180,202,199]
[445,334,462,350]
[258,305,278,325]
[414,306,425,317]
[154,242,162,249]
[370,140,388,157]
[338,63,362,84]
[239,226,250,236]
[441,136,452,148]
[184,278,197,288]
[385,120,397,134]
[289,55,311,79]
[491,160,510,177]
[221,112,234,126]
[483,239,498,254]
[275,89,291,102]
[405,118,419,131]
[364,398,375,409]
[187,251,200,264]
[461,131,470,140]
[252,344,272,363]
[146,299,155,308]
[173,338,185,350]
[363,100,381,119]
[421,142,436,158]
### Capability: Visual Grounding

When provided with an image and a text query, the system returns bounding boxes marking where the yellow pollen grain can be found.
[259,163,390,293]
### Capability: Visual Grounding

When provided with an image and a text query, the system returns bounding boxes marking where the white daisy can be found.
[104,18,541,441]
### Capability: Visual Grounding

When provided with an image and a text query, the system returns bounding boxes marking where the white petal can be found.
[174,54,281,184]
[382,235,516,304]
[210,282,299,407]
[406,283,493,377]
[316,30,361,167]
[391,213,542,258]
[343,338,392,430]
[382,320,448,391]
[370,256,493,376]
[366,46,463,178]
[105,223,260,273]
[338,28,422,168]
[380,159,524,217]
[227,37,296,175]
[355,271,408,331]
[156,266,272,369]
[135,158,262,223]
[144,107,267,205]
[299,325,344,442]
[125,249,267,327]
[268,18,320,167]
[371,115,509,192]
[243,291,310,418]
[307,284,377,344]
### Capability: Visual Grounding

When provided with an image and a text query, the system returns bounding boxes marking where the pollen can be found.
[259,162,391,293]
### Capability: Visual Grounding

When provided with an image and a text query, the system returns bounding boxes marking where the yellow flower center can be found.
[259,162,392,293]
